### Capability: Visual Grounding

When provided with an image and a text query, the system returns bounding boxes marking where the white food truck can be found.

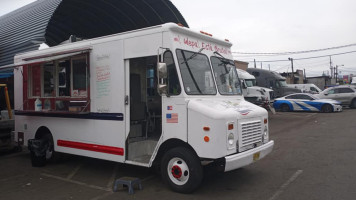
[13,23,274,193]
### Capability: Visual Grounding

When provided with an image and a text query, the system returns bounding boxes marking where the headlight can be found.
[263,126,269,143]
[228,133,234,145]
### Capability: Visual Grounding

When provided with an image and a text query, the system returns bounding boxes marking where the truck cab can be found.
[247,68,301,97]
[236,68,274,106]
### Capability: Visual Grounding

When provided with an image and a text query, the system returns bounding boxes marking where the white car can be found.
[316,85,356,108]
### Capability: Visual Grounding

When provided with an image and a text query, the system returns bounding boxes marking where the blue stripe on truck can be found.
[14,110,124,121]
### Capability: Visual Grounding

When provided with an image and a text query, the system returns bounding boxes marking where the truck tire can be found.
[281,104,290,112]
[321,104,333,113]
[161,147,203,193]
[30,134,60,167]
[42,134,62,162]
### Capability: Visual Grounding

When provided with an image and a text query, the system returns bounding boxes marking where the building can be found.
[0,0,188,110]
[306,76,336,89]
[280,69,305,84]
[234,60,249,71]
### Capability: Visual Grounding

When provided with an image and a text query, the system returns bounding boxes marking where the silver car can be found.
[316,86,356,108]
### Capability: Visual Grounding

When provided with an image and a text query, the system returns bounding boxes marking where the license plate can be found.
[253,152,260,161]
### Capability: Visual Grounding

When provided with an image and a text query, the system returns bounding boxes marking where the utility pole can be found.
[288,57,294,84]
[254,59,256,68]
[329,56,333,78]
[304,68,306,83]
[260,62,262,69]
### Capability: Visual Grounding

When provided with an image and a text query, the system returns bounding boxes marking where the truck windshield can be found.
[176,49,216,95]
[211,56,242,95]
[276,80,288,87]
[245,79,256,87]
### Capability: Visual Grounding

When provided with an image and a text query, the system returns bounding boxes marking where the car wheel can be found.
[161,147,203,193]
[321,104,333,113]
[351,99,356,109]
[281,104,290,112]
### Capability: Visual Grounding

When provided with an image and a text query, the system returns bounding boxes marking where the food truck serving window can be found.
[25,54,89,112]
[176,49,216,95]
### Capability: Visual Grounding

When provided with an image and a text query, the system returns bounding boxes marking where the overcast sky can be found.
[1,0,356,77]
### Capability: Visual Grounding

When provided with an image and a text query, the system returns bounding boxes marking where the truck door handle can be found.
[125,95,129,105]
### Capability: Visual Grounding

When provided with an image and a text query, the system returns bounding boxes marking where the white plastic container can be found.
[35,98,42,111]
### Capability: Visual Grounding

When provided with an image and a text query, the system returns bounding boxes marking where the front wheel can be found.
[321,104,333,113]
[280,104,290,112]
[161,147,203,193]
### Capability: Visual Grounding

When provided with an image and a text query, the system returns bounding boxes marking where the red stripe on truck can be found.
[57,140,124,156]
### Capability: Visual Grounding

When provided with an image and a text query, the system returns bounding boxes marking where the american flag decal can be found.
[167,106,173,110]
[166,113,178,123]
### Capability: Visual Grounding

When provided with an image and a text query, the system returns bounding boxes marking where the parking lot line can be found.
[268,170,303,200]
[41,173,112,192]
[66,164,82,180]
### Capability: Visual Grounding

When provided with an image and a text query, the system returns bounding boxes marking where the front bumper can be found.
[224,140,274,172]
[333,105,342,112]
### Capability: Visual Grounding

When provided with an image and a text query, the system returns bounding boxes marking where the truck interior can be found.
[127,56,162,164]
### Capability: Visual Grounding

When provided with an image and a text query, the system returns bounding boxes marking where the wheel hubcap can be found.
[172,165,182,178]
[167,157,189,185]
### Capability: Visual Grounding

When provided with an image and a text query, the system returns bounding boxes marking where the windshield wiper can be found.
[214,51,231,74]
[180,48,204,65]
[180,51,202,94]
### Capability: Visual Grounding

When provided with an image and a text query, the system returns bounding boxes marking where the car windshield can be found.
[211,56,242,95]
[176,49,216,95]
[276,80,288,87]
[245,79,256,87]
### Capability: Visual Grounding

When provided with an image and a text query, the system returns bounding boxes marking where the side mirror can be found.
[157,62,168,95]
[324,93,328,96]
[240,80,247,89]
[157,63,167,79]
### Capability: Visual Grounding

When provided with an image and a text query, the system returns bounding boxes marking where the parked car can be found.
[288,84,322,94]
[316,85,356,108]
[273,93,342,113]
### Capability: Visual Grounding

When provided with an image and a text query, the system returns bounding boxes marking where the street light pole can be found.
[288,57,294,83]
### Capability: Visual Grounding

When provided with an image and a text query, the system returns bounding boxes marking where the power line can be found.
[232,43,356,56]
[236,50,356,63]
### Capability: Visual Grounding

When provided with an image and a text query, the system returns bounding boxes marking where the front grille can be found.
[239,120,262,152]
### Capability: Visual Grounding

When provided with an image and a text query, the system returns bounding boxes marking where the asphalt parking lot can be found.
[1,109,356,200]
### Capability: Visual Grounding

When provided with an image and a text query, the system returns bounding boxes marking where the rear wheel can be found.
[161,147,203,193]
[280,104,290,112]
[321,104,333,113]
[351,99,356,108]
[31,133,60,167]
